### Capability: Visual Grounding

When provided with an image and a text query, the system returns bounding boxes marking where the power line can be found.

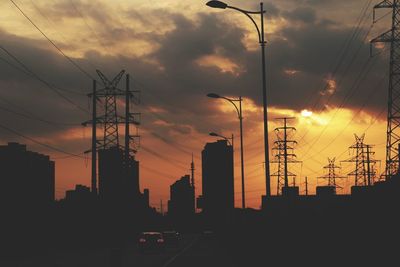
[302,0,373,111]
[297,4,374,144]
[9,0,95,80]
[67,0,110,54]
[0,45,89,113]
[140,145,188,171]
[0,122,85,159]
[0,105,80,127]
[303,74,386,162]
[0,54,87,126]
[299,22,375,146]
[0,53,82,97]
[300,45,381,160]
[141,164,177,181]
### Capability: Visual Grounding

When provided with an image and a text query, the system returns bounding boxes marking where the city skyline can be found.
[0,0,391,209]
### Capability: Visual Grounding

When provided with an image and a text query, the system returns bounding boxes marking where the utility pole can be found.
[191,153,196,211]
[371,0,400,179]
[81,80,99,195]
[91,80,97,195]
[318,158,346,193]
[305,176,308,196]
[271,117,301,195]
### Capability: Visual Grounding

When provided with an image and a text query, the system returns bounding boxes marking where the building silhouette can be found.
[143,188,150,208]
[0,142,54,209]
[168,175,195,218]
[201,140,234,219]
[65,184,92,203]
[98,147,149,209]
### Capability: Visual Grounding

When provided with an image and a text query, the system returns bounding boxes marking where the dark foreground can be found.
[1,216,399,267]
[2,178,400,266]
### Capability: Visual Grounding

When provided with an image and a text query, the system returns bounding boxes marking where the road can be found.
[0,233,239,267]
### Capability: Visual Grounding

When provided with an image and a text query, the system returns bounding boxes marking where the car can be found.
[162,230,180,248]
[138,232,165,252]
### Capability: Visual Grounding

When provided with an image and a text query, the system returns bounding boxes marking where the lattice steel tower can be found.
[82,70,140,194]
[342,134,378,186]
[342,134,368,186]
[318,158,346,192]
[371,1,400,179]
[271,118,301,195]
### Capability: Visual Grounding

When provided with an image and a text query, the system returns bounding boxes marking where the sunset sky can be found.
[0,0,392,209]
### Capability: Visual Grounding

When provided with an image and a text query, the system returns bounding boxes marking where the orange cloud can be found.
[195,54,243,75]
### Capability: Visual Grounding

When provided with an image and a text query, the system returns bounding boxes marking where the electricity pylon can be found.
[341,134,378,186]
[82,70,140,194]
[317,158,346,193]
[371,1,400,179]
[271,117,301,195]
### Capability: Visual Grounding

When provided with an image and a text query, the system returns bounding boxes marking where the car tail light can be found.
[139,238,146,243]
[157,239,164,243]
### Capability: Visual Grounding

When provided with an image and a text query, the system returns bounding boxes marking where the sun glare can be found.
[301,109,313,117]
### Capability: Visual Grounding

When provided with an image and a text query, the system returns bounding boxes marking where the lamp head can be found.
[209,132,219,137]
[207,93,221,99]
[206,1,228,9]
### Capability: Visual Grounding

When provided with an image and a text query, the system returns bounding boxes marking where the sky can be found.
[0,0,392,210]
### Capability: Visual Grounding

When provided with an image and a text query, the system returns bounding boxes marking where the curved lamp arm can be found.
[221,96,241,119]
[228,6,263,43]
[209,132,233,145]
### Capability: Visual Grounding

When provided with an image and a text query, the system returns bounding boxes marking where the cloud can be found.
[0,0,390,206]
[284,7,317,24]
[0,2,388,142]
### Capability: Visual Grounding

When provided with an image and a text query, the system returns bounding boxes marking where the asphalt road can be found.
[0,233,238,267]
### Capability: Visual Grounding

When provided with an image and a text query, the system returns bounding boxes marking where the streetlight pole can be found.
[206,1,271,198]
[238,96,245,209]
[259,3,271,198]
[207,93,246,208]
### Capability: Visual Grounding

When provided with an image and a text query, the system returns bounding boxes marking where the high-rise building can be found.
[168,175,195,218]
[98,147,144,206]
[0,142,55,208]
[201,140,234,217]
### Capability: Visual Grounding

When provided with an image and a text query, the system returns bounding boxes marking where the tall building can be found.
[201,140,234,218]
[98,147,144,206]
[168,175,195,218]
[0,142,55,208]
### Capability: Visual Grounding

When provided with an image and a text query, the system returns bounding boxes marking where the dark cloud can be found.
[283,7,317,23]
[0,0,388,149]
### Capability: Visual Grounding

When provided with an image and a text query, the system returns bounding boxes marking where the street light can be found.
[207,93,246,209]
[209,132,234,146]
[206,1,271,198]
[206,0,227,9]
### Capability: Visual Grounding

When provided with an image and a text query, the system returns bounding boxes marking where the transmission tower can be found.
[341,134,378,187]
[271,117,301,195]
[82,70,140,194]
[365,144,379,186]
[371,1,400,179]
[317,158,346,193]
